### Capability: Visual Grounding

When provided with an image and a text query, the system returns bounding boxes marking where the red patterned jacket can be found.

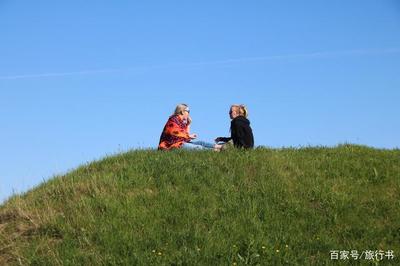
[158,115,191,150]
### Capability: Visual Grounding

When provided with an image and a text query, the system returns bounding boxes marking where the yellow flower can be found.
[262,246,266,249]
[152,250,156,253]
[276,249,280,253]
[158,252,162,256]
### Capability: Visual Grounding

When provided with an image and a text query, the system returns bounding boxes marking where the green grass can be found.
[1,145,399,265]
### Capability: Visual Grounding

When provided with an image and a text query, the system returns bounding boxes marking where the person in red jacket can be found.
[158,104,221,150]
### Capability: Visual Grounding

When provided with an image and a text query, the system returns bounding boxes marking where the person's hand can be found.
[190,133,197,139]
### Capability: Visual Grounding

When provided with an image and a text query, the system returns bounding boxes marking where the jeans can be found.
[182,140,215,150]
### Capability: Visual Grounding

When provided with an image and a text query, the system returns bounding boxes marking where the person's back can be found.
[230,115,254,148]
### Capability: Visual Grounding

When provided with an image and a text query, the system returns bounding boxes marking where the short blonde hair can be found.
[231,104,248,118]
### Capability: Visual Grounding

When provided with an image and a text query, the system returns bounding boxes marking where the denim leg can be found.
[189,140,215,149]
[181,142,207,150]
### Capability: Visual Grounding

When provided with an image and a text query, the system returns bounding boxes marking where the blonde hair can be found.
[173,103,191,125]
[231,104,248,118]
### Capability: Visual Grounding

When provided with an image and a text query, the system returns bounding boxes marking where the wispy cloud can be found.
[1,48,399,80]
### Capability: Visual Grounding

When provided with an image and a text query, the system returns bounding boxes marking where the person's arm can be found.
[215,137,231,143]
[185,123,197,139]
[230,119,245,147]
[234,126,247,147]
[215,120,233,143]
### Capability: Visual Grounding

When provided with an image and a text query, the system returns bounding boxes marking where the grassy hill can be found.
[1,145,399,265]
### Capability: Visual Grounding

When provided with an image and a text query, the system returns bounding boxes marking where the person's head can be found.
[229,104,248,119]
[173,103,191,124]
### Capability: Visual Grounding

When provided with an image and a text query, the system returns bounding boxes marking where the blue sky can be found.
[1,1,399,203]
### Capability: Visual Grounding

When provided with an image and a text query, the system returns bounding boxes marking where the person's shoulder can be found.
[234,116,249,123]
[169,115,179,122]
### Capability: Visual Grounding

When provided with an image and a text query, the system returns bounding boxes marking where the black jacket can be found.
[219,116,254,148]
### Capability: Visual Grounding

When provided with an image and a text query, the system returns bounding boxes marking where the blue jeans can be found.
[182,140,215,150]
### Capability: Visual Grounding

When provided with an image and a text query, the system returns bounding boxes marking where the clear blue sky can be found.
[1,1,399,203]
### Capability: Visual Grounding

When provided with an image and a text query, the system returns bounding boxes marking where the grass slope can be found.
[1,145,399,265]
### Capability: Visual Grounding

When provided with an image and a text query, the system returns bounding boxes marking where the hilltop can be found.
[1,145,399,265]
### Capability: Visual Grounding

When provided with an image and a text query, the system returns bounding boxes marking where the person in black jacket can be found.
[215,104,254,149]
